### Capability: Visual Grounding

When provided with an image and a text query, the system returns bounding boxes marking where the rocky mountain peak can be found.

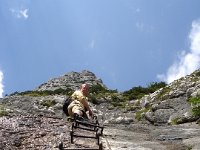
[35,70,106,91]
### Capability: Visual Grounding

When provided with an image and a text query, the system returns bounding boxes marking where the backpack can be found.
[63,96,73,116]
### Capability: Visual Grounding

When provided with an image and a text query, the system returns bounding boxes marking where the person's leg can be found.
[68,103,74,118]
[73,109,83,116]
[72,106,83,118]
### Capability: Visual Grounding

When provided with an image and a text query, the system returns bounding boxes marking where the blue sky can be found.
[0,0,200,97]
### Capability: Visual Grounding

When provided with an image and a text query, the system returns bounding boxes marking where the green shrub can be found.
[89,84,108,94]
[89,95,98,104]
[9,91,20,96]
[14,88,73,97]
[195,71,200,76]
[40,99,56,107]
[171,117,181,125]
[109,94,128,108]
[111,94,120,102]
[135,107,151,121]
[123,82,167,100]
[123,86,147,100]
[189,96,200,117]
[0,105,8,117]
[55,88,73,95]
[89,83,117,95]
[147,82,167,93]
[110,94,120,106]
[155,86,171,100]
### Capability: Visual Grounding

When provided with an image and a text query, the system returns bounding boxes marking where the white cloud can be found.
[9,8,29,19]
[0,70,4,98]
[157,19,200,83]
[20,9,28,19]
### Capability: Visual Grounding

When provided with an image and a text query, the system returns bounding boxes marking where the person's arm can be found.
[81,98,93,116]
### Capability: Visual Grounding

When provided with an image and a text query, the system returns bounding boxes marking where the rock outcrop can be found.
[138,69,200,125]
[35,70,106,91]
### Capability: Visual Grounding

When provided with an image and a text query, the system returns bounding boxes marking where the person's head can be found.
[80,83,89,95]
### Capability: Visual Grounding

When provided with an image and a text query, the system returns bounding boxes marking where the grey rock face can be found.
[141,69,200,125]
[35,70,106,91]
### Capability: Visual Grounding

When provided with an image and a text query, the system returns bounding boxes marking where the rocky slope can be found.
[0,69,200,150]
[139,69,200,125]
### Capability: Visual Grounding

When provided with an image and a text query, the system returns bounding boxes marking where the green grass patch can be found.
[89,83,117,95]
[155,86,171,100]
[171,117,181,125]
[40,99,56,108]
[194,70,200,76]
[10,88,73,97]
[189,96,200,117]
[135,107,150,121]
[123,82,167,100]
[0,105,8,117]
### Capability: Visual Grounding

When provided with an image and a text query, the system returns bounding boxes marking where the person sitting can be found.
[68,83,93,120]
